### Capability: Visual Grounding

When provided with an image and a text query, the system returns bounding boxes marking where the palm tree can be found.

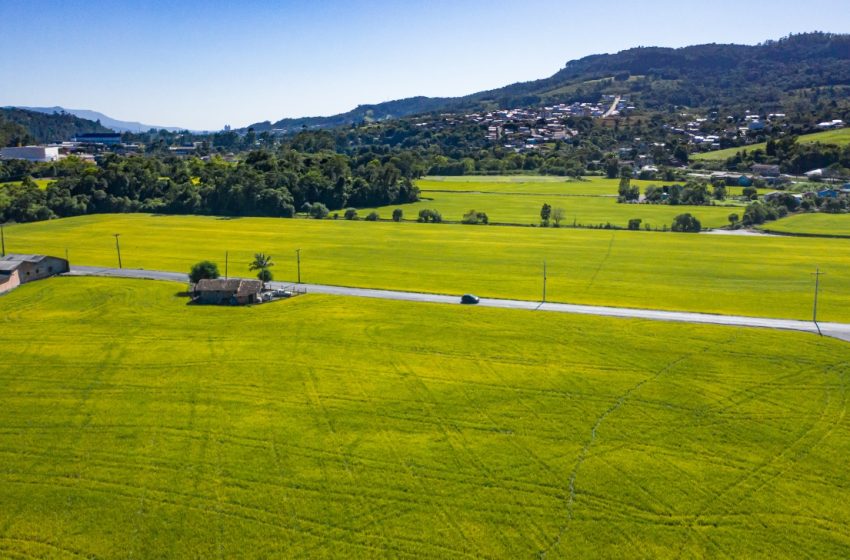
[249,253,274,288]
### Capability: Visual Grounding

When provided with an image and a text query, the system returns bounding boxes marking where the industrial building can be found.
[0,146,60,162]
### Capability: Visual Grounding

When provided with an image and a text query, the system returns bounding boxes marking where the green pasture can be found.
[693,127,850,161]
[420,176,658,195]
[370,190,737,228]
[5,214,850,322]
[762,212,850,237]
[1,277,849,558]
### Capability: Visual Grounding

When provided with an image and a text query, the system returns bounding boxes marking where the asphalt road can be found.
[67,265,850,343]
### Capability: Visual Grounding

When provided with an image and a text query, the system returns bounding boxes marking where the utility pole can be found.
[0,223,5,257]
[113,234,122,269]
[296,249,301,284]
[812,267,825,335]
[542,260,547,303]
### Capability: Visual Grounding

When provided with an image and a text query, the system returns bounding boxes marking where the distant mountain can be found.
[15,106,186,133]
[0,107,112,145]
[248,32,850,133]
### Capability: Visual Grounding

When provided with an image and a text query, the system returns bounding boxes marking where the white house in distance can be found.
[0,146,60,162]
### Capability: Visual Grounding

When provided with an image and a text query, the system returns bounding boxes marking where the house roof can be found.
[0,254,50,264]
[196,278,262,296]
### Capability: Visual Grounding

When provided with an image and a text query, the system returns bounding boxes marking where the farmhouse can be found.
[0,254,70,294]
[194,278,262,305]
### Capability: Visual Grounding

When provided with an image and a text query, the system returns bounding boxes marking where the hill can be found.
[248,32,850,132]
[0,107,112,145]
[15,106,187,133]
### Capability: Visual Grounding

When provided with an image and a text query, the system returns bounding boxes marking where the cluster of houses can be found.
[410,96,632,152]
[666,112,790,151]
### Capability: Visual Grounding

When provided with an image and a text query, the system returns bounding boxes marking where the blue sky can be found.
[1,0,848,130]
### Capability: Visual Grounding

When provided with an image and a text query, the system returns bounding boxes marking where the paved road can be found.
[602,95,621,118]
[67,265,850,343]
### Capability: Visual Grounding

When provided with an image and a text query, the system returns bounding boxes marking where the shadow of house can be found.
[194,278,262,305]
[0,254,70,295]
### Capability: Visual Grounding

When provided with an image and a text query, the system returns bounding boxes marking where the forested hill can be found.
[0,107,112,146]
[248,32,850,132]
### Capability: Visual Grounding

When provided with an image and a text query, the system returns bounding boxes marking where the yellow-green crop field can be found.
[692,127,850,161]
[1,277,849,558]
[5,213,850,322]
[763,213,850,237]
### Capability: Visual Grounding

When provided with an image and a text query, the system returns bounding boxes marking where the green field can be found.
[5,213,850,322]
[693,127,850,161]
[371,190,738,229]
[1,277,849,558]
[762,212,850,237]
[366,176,747,229]
[0,178,55,190]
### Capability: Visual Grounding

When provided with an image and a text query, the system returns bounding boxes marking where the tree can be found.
[671,213,702,233]
[552,207,566,227]
[618,176,639,202]
[540,203,552,226]
[712,184,727,201]
[249,253,274,286]
[343,207,358,220]
[189,260,220,284]
[392,208,403,222]
[628,218,642,231]
[741,186,758,200]
[728,213,740,227]
[365,211,379,221]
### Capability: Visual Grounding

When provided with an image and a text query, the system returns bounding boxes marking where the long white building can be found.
[0,146,60,162]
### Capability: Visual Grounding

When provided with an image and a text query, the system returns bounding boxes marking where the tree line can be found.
[0,149,420,224]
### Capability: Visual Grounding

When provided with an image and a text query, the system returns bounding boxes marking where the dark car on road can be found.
[460,294,480,305]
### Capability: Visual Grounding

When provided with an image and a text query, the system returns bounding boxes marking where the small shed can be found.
[194,278,263,305]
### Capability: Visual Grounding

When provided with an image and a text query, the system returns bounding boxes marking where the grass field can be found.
[1,277,849,558]
[762,212,850,237]
[5,213,850,322]
[693,127,850,161]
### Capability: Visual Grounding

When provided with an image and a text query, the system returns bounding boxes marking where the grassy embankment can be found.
[692,127,850,161]
[1,277,849,558]
[5,213,850,322]
[762,212,850,237]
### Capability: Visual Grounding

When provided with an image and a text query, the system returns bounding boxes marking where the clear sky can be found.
[1,0,848,130]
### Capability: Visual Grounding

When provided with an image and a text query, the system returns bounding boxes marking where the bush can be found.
[627,218,642,231]
[671,213,702,233]
[308,202,329,219]
[343,207,358,220]
[462,209,488,225]
[392,208,403,222]
[257,268,273,284]
[365,211,380,221]
[189,260,220,284]
[417,209,442,223]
